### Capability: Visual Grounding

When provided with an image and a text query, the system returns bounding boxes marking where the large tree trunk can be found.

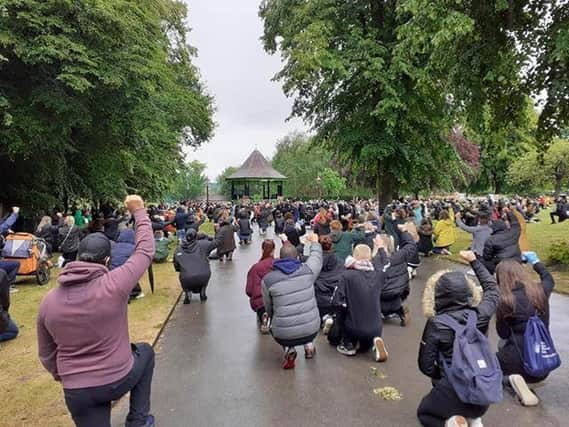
[376,168,396,208]
[554,175,563,195]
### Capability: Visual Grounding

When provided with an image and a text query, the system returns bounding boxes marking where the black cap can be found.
[77,233,111,264]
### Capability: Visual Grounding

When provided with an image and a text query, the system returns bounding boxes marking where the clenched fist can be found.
[124,195,144,213]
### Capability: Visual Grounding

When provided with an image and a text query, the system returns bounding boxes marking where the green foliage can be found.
[217,166,238,200]
[0,0,214,211]
[508,139,569,194]
[320,167,346,199]
[271,132,333,198]
[549,241,569,267]
[168,160,207,201]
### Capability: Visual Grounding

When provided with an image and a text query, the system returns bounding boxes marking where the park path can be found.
[114,228,568,427]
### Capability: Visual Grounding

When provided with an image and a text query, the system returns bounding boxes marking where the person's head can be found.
[352,244,371,261]
[77,233,111,266]
[185,228,198,244]
[496,260,545,319]
[438,210,449,220]
[422,270,482,318]
[330,220,343,232]
[380,234,395,256]
[280,242,298,260]
[37,216,52,231]
[154,230,164,239]
[64,215,75,227]
[261,239,275,260]
[319,235,333,252]
[478,213,489,225]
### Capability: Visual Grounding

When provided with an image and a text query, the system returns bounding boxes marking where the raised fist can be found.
[124,195,144,213]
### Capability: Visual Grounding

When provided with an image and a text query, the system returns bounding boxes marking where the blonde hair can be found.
[64,216,75,227]
[353,244,372,260]
[37,216,52,232]
[381,234,395,256]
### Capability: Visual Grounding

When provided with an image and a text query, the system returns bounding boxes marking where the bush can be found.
[549,241,569,266]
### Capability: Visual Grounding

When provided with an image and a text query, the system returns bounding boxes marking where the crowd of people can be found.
[0,192,565,427]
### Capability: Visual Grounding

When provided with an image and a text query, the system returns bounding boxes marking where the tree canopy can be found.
[0,0,214,211]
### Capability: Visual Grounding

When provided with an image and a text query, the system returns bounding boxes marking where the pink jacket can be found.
[245,257,274,312]
[37,209,154,389]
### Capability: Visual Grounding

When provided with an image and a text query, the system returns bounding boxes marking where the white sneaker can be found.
[135,292,145,300]
[468,418,483,427]
[322,316,334,335]
[372,337,388,362]
[9,285,18,294]
[509,374,539,406]
[445,416,468,427]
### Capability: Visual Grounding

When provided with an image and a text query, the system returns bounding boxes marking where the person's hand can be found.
[455,212,461,220]
[124,195,144,213]
[278,233,288,242]
[459,250,476,263]
[306,232,319,243]
[373,235,385,249]
[56,212,63,218]
[12,206,20,214]
[522,251,540,265]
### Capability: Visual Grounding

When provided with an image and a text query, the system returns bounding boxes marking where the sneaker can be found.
[442,248,453,256]
[304,343,316,359]
[9,285,19,294]
[183,292,192,305]
[282,348,297,370]
[322,315,334,335]
[260,312,270,334]
[400,306,410,327]
[135,292,145,300]
[337,342,357,356]
[509,374,539,406]
[143,414,155,427]
[445,416,468,427]
[467,418,483,427]
[373,337,388,362]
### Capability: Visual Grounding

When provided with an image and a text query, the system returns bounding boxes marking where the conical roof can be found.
[227,149,286,180]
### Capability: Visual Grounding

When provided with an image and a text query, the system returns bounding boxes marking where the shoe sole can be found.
[373,337,388,362]
[509,374,539,406]
[305,347,316,359]
[322,318,334,335]
[282,351,297,369]
[445,416,468,427]
[336,346,356,356]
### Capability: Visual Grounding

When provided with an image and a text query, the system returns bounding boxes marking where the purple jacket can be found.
[37,209,154,389]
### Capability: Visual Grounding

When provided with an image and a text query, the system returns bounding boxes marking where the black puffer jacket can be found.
[173,237,217,292]
[382,232,416,300]
[314,252,343,314]
[496,262,555,381]
[482,212,521,272]
[418,260,499,380]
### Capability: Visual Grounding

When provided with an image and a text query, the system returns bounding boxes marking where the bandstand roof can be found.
[227,149,286,180]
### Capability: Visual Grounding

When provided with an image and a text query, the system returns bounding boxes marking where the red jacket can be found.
[246,257,274,311]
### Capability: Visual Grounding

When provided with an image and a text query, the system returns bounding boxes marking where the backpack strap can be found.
[436,313,466,333]
[465,310,478,329]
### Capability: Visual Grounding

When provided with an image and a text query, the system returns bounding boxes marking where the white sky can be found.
[183,1,306,180]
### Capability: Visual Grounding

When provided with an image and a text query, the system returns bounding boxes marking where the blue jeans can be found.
[0,261,19,284]
[0,318,19,342]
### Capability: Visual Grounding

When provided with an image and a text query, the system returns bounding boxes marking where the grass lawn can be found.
[445,209,569,294]
[0,221,214,427]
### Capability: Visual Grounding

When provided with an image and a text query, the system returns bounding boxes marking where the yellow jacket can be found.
[433,208,457,248]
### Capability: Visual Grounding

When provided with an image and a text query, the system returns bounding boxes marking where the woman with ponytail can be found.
[246,240,276,333]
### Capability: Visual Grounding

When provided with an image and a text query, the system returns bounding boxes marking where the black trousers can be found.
[64,343,155,427]
[417,377,488,427]
[550,212,567,223]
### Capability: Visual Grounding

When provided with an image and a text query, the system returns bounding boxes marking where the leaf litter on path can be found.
[373,386,403,401]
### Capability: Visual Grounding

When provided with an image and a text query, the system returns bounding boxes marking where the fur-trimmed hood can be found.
[422,270,482,318]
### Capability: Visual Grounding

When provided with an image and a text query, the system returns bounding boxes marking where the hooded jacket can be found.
[482,212,521,271]
[245,256,274,312]
[110,229,135,270]
[262,244,323,341]
[314,252,344,312]
[433,208,457,248]
[331,229,364,263]
[380,232,417,312]
[174,237,217,292]
[418,260,499,380]
[496,262,555,380]
[215,221,238,255]
[37,209,154,389]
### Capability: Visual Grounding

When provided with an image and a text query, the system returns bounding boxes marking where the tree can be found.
[508,139,569,194]
[321,168,346,199]
[217,166,238,200]
[0,0,214,211]
[169,161,207,201]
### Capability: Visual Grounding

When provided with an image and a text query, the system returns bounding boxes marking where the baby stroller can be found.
[1,233,51,285]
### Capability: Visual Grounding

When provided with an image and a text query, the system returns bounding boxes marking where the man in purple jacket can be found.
[37,195,156,427]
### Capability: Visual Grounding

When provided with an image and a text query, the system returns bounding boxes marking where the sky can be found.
[183,1,306,180]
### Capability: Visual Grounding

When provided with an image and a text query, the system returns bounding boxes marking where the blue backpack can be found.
[438,311,503,406]
[518,314,561,378]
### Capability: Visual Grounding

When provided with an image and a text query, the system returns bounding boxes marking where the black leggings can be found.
[417,377,488,427]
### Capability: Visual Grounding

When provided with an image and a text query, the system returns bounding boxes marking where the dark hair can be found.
[261,239,275,260]
[319,235,333,252]
[479,213,489,224]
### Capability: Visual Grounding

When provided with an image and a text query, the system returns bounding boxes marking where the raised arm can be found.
[0,208,19,234]
[108,197,154,298]
[456,217,479,234]
[304,238,323,279]
[467,253,499,328]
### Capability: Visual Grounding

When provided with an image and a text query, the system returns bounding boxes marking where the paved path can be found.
[114,229,568,427]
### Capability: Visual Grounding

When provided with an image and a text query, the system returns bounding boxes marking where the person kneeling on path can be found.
[314,235,344,331]
[37,195,156,427]
[0,269,18,342]
[245,239,275,333]
[174,229,218,304]
[262,233,322,369]
[495,254,557,407]
[335,238,389,362]
[417,250,500,427]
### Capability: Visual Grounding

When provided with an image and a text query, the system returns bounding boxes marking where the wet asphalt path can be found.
[114,227,569,427]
